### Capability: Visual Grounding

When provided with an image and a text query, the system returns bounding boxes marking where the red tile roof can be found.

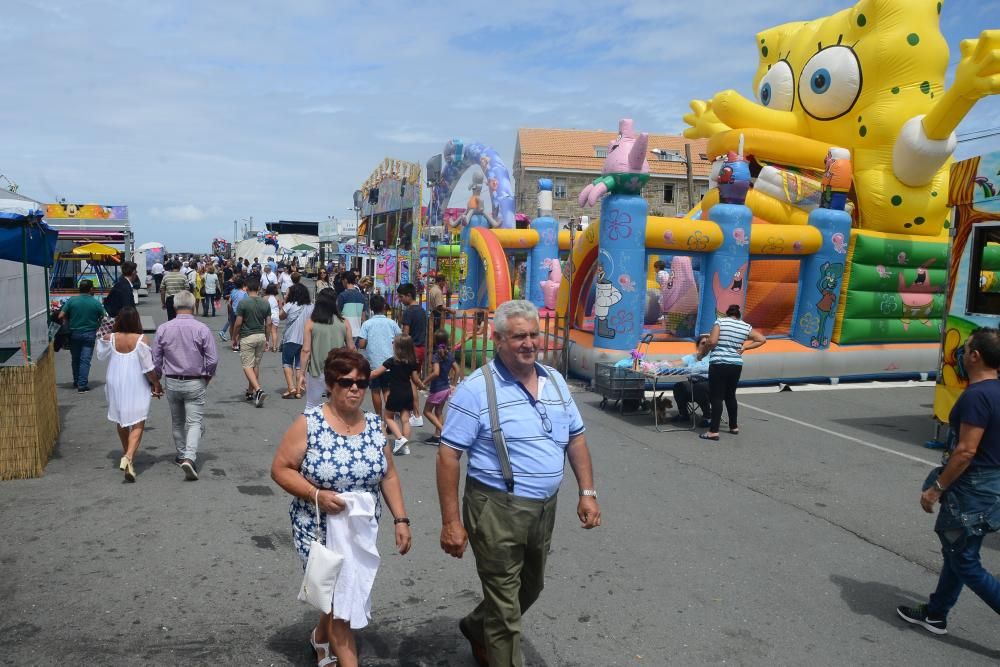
[516,128,712,178]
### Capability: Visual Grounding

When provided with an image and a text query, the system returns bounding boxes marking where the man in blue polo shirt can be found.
[437,299,601,667]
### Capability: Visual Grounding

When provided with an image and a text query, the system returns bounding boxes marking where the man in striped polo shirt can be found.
[437,300,602,666]
[160,261,189,321]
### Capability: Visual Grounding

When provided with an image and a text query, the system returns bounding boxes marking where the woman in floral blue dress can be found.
[272,349,411,667]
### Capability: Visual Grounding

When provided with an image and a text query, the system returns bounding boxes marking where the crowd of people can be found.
[62,249,1000,665]
[70,252,457,487]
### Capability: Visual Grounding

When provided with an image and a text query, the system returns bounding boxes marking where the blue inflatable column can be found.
[594,193,647,351]
[790,209,852,348]
[457,213,490,311]
[528,179,558,309]
[694,203,753,337]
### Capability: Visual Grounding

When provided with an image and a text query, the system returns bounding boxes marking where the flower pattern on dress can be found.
[289,407,387,569]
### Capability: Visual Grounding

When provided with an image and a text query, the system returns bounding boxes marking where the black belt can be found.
[165,374,203,380]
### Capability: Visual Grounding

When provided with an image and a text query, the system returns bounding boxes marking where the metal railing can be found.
[391,306,568,378]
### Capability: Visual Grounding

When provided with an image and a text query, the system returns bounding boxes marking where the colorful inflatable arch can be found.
[427,140,516,229]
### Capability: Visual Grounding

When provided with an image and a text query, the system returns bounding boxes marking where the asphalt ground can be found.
[2,293,999,666]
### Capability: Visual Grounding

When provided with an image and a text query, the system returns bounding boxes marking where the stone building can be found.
[512,128,713,223]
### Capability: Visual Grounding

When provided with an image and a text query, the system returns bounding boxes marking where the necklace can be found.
[326,404,364,435]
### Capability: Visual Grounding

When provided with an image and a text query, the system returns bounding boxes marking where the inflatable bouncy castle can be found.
[549,0,1000,382]
[435,1,998,383]
[682,1,1000,343]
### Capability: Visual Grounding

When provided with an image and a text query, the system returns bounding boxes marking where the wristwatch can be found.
[394,517,411,525]
[933,480,946,493]
[579,489,598,498]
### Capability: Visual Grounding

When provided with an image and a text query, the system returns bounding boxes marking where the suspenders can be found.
[480,362,568,494]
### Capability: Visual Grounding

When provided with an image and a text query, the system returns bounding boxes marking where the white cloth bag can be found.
[298,490,345,614]
[326,491,380,629]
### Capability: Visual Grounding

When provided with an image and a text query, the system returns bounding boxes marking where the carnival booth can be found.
[0,194,60,480]
[932,151,1000,433]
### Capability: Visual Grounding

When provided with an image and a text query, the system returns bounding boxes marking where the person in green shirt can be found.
[233,275,274,407]
[59,279,107,392]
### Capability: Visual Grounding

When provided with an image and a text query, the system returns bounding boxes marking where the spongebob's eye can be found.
[798,45,862,120]
[757,61,794,111]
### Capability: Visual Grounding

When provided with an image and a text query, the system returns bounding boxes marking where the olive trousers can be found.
[462,478,558,667]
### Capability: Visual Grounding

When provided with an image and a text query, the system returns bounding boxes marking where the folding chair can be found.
[653,374,702,433]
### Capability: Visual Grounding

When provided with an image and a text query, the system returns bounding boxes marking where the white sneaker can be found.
[402,445,411,455]
[392,437,408,454]
[409,415,424,427]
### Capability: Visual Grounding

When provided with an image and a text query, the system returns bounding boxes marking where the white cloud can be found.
[1,0,996,251]
[148,204,221,222]
[297,104,345,115]
[377,129,440,145]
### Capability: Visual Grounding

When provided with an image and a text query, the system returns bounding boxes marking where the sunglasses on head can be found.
[333,378,369,389]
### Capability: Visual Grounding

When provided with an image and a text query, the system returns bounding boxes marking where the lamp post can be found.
[353,190,363,276]
[651,146,697,212]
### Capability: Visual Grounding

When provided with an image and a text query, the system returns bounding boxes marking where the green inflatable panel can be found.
[846,265,946,292]
[841,291,945,319]
[838,317,942,344]
[850,234,948,267]
[441,323,494,368]
[983,245,1000,271]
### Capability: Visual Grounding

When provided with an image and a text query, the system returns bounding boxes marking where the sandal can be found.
[698,432,720,441]
[120,456,136,482]
[310,628,337,666]
[281,391,297,399]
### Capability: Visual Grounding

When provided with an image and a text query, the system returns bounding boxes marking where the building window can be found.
[656,151,681,161]
[594,146,607,158]
[553,178,567,199]
[663,183,675,204]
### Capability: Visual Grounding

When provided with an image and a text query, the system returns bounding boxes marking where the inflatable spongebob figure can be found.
[684,0,1000,237]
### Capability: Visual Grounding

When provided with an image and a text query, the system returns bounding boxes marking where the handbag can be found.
[297,488,345,614]
[97,316,116,338]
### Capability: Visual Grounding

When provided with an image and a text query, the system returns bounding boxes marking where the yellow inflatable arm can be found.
[923,30,1000,140]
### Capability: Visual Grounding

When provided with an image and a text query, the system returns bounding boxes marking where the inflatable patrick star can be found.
[578,119,650,207]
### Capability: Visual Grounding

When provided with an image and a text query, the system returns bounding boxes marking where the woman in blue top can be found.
[669,334,712,425]
[701,304,766,441]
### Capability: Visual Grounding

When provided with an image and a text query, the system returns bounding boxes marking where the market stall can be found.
[0,194,60,480]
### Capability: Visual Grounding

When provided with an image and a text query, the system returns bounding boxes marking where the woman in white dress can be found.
[96,307,163,482]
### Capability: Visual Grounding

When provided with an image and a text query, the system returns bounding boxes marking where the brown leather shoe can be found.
[459,617,488,666]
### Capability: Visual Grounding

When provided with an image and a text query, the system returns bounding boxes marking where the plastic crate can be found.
[594,363,646,413]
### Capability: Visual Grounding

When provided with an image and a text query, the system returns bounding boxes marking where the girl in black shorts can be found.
[369,335,426,454]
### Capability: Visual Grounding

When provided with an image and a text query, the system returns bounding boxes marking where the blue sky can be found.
[4,0,999,251]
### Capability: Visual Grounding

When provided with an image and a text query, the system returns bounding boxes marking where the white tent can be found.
[233,234,319,263]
